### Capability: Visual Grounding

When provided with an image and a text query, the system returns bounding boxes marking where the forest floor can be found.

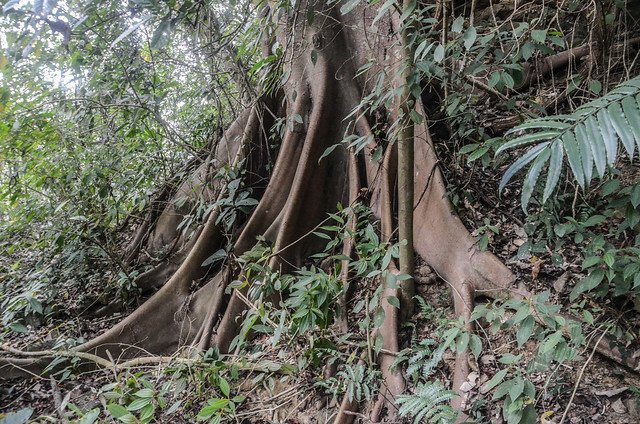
[2,264,640,423]
[2,154,640,424]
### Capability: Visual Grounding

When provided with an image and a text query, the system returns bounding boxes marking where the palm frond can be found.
[496,76,640,211]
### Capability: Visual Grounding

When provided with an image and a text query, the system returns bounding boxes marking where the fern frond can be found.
[396,381,457,424]
[337,363,380,402]
[497,75,640,211]
[400,338,446,380]
[421,344,446,377]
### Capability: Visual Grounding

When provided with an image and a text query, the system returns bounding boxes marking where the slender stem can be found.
[559,328,607,424]
[397,0,416,316]
[470,0,477,27]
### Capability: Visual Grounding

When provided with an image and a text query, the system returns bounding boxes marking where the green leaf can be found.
[107,404,129,419]
[621,95,640,152]
[218,377,230,397]
[582,255,601,269]
[484,368,508,392]
[459,143,480,154]
[502,72,515,89]
[151,18,171,50]
[409,109,423,124]
[340,0,361,15]
[602,251,615,267]
[570,268,605,300]
[499,353,522,364]
[467,145,490,162]
[198,399,229,420]
[8,322,28,333]
[583,214,605,227]
[496,131,558,155]
[463,26,477,50]
[520,404,537,424]
[597,109,617,165]
[469,334,482,358]
[562,132,585,188]
[134,388,155,398]
[374,308,385,327]
[510,119,571,132]
[543,140,563,202]
[509,377,525,401]
[399,0,417,22]
[127,398,151,412]
[539,331,563,354]
[582,309,594,324]
[456,332,470,353]
[608,102,635,157]
[521,147,551,211]
[584,116,607,177]
[139,403,155,423]
[497,75,640,208]
[202,249,226,267]
[531,29,547,43]
[387,295,400,308]
[373,0,397,25]
[521,41,535,60]
[165,400,182,415]
[433,44,445,62]
[589,79,602,94]
[0,408,33,424]
[516,315,535,347]
[631,184,640,208]
[452,16,465,33]
[499,143,549,192]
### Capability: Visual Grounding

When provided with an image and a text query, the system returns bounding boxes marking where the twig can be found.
[343,410,368,419]
[50,376,69,424]
[558,328,608,424]
[465,74,509,101]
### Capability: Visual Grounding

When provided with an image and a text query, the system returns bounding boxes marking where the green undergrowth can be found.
[6,196,637,424]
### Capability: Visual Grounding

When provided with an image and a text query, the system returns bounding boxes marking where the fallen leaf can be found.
[595,387,627,397]
[612,398,627,414]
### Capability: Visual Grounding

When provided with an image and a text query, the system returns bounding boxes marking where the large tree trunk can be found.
[4,1,637,422]
[0,0,513,409]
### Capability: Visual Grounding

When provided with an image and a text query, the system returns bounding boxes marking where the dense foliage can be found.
[0,0,257,328]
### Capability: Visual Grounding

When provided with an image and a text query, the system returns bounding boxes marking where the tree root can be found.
[0,343,293,375]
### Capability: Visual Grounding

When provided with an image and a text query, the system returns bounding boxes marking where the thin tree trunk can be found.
[397,0,415,316]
